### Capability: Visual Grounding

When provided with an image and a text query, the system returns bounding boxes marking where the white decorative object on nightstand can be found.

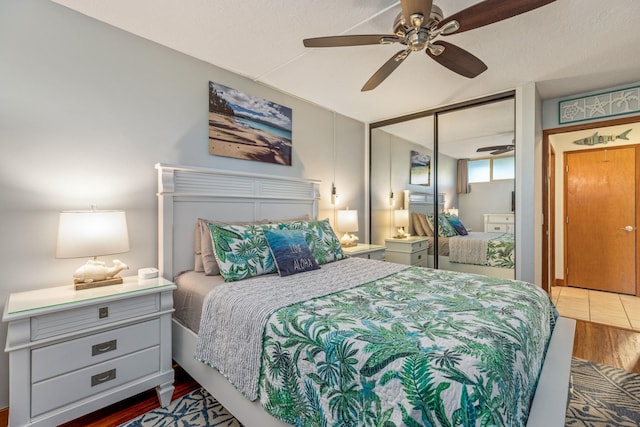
[2,276,176,427]
[385,236,429,266]
[484,213,514,233]
[341,243,385,260]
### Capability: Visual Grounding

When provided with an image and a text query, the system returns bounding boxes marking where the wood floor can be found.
[49,319,640,426]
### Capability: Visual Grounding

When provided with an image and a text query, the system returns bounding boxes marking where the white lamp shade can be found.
[336,209,359,233]
[56,210,130,259]
[394,209,409,228]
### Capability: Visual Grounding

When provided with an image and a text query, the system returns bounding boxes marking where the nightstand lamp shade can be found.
[336,209,359,247]
[393,209,410,238]
[56,210,130,290]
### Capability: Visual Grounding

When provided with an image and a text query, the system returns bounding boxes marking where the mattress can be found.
[173,270,226,333]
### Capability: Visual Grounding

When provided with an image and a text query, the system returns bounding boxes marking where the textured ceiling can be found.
[50,0,640,155]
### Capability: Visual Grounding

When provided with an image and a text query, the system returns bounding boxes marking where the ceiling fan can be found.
[303,0,556,91]
[476,144,514,155]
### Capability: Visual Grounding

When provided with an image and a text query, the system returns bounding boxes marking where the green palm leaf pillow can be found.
[208,222,279,281]
[287,218,346,264]
[427,214,458,237]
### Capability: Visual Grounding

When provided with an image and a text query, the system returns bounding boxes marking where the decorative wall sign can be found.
[209,81,293,166]
[559,85,640,124]
[410,150,430,186]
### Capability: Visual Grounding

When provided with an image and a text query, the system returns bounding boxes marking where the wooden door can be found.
[565,146,637,294]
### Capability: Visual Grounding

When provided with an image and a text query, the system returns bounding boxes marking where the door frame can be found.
[542,115,640,296]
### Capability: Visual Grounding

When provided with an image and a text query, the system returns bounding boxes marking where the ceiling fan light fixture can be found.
[409,13,424,28]
[438,20,460,35]
[395,49,411,61]
[427,43,445,56]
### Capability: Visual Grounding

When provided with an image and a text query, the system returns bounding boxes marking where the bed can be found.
[157,163,575,427]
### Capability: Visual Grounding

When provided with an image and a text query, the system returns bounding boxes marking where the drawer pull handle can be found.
[91,369,116,387]
[92,339,117,356]
[99,307,109,319]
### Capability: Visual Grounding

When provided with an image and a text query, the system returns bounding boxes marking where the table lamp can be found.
[393,209,410,238]
[56,209,130,290]
[336,209,359,247]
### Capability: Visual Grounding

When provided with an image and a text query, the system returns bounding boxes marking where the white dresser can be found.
[342,243,386,260]
[385,236,429,267]
[483,213,515,233]
[3,276,176,427]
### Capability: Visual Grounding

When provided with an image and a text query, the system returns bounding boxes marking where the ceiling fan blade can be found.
[361,50,409,92]
[427,41,487,78]
[477,145,511,152]
[490,148,512,155]
[439,0,556,34]
[303,34,398,48]
[401,0,434,24]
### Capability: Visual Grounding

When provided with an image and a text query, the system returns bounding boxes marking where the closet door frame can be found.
[369,91,515,269]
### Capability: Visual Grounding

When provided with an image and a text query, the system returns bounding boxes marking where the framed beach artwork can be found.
[410,150,430,186]
[208,81,293,166]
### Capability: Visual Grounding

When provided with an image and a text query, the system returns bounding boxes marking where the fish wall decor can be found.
[573,129,632,146]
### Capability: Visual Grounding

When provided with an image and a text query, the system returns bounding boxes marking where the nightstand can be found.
[3,276,177,427]
[484,213,514,233]
[341,243,386,260]
[385,236,430,267]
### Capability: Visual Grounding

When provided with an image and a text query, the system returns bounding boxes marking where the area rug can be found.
[566,357,640,426]
[119,387,242,427]
[121,357,640,427]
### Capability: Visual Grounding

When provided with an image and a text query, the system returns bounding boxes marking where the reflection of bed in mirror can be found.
[406,190,514,279]
[158,164,572,427]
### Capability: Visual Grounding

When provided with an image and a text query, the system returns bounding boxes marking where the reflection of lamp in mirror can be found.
[336,208,359,247]
[56,208,130,290]
[393,209,410,238]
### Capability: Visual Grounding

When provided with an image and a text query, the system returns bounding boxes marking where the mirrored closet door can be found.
[370,93,516,279]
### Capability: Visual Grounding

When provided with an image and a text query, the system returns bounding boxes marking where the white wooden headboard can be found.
[156,163,321,280]
[403,190,445,233]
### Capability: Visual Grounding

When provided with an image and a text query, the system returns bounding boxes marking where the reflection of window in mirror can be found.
[468,157,514,183]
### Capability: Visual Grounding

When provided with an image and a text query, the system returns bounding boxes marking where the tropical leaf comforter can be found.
[449,232,515,269]
[196,258,555,427]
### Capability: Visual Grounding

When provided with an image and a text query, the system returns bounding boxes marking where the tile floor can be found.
[551,286,640,331]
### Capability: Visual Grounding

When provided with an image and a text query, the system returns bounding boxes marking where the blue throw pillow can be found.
[446,214,469,236]
[263,229,320,277]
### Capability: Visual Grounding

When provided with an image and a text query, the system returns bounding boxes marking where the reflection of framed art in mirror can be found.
[409,150,430,186]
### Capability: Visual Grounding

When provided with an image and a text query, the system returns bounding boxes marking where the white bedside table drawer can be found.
[32,319,160,382]
[366,249,386,261]
[341,244,386,260]
[486,214,514,223]
[409,250,428,266]
[31,293,160,340]
[386,238,428,253]
[487,224,507,232]
[31,346,160,417]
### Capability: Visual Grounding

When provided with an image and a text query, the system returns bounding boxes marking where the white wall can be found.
[458,181,514,232]
[0,0,366,408]
[516,83,541,284]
